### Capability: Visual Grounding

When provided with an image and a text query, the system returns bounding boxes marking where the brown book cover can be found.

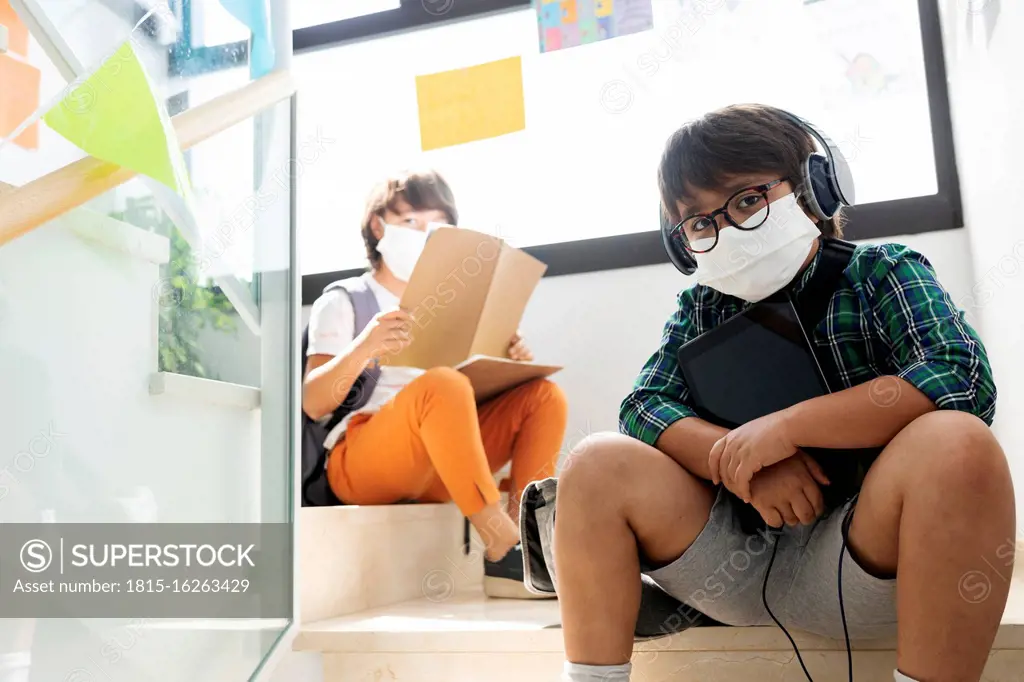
[454,355,562,403]
[382,226,562,398]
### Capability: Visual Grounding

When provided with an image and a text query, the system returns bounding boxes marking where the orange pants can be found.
[327,367,568,516]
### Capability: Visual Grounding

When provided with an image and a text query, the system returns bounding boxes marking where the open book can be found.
[455,355,562,403]
[383,226,564,401]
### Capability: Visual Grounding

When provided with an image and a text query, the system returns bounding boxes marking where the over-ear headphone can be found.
[660,108,856,276]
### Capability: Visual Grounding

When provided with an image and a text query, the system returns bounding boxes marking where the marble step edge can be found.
[295,621,1024,655]
[299,501,466,526]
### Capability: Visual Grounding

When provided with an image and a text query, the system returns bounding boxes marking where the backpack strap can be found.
[789,237,856,393]
[787,238,881,509]
[792,237,856,331]
[299,273,384,506]
[323,272,381,337]
[315,272,384,419]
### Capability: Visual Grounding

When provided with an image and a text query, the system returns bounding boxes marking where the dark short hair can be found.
[657,103,844,238]
[360,169,459,269]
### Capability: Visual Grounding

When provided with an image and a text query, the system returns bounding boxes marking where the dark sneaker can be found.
[483,544,556,600]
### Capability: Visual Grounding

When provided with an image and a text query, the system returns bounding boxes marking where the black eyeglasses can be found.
[671,179,787,254]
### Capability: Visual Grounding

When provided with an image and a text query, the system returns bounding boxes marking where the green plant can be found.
[112,197,238,379]
[157,229,238,378]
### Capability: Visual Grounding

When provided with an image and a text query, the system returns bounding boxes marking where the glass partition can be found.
[0,1,295,680]
[0,98,295,680]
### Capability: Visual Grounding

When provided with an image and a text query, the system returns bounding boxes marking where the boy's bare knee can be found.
[899,411,1010,500]
[560,432,640,500]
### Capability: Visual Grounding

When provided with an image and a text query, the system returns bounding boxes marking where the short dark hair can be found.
[360,169,459,270]
[657,103,844,238]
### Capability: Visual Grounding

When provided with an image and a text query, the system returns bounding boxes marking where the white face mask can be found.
[376,223,428,282]
[691,192,821,302]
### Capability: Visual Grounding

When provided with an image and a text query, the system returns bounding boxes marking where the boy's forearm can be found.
[302,344,373,420]
[780,376,936,449]
[654,418,730,480]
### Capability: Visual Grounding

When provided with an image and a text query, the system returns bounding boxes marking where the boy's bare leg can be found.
[555,433,715,665]
[846,411,1015,682]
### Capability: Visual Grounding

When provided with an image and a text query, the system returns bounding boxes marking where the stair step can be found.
[297,578,1024,681]
[299,503,481,623]
[296,590,562,653]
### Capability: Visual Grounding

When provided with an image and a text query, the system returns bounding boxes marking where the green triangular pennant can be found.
[44,40,190,195]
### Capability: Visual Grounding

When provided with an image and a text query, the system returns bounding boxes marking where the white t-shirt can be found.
[306,275,425,450]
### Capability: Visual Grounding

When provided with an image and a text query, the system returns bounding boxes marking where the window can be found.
[196,0,958,303]
[170,0,250,77]
[293,0,400,30]
[189,0,250,46]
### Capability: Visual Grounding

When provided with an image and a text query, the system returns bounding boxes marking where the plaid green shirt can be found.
[620,243,997,445]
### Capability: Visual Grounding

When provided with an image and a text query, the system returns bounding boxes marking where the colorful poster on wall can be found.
[416,56,526,152]
[536,0,654,53]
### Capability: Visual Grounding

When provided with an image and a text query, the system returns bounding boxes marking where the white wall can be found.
[940,0,1024,530]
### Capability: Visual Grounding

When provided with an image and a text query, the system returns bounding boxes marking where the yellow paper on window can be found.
[415,56,526,152]
[43,40,190,196]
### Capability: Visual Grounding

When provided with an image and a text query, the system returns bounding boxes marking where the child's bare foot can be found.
[469,502,520,562]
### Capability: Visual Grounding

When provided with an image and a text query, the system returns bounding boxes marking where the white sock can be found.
[894,670,920,682]
[562,661,631,682]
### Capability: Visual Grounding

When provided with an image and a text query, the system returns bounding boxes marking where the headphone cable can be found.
[839,518,854,682]
[761,525,856,682]
[762,529,815,682]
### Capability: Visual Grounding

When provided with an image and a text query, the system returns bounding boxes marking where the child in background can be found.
[303,169,567,599]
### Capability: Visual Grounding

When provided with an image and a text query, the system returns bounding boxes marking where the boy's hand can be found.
[748,452,830,528]
[709,411,798,502]
[508,331,534,362]
[354,308,413,360]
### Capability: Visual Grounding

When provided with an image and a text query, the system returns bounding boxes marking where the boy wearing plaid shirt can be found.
[554,105,1014,682]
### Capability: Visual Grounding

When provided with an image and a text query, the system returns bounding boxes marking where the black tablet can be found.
[676,297,830,430]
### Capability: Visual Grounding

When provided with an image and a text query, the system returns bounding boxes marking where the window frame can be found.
[165,0,962,305]
[168,0,251,76]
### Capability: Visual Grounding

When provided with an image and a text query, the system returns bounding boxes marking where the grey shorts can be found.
[642,488,897,640]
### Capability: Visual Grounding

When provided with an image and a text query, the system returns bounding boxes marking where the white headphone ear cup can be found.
[802,155,831,221]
